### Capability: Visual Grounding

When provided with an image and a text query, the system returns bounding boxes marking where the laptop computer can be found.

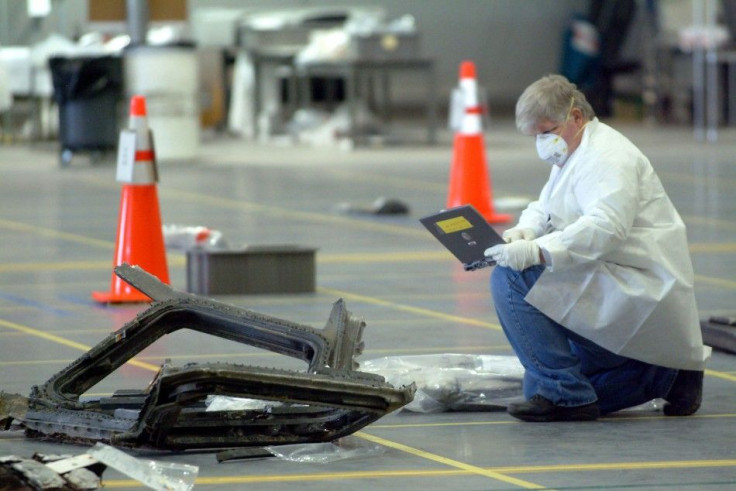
[420,204,505,271]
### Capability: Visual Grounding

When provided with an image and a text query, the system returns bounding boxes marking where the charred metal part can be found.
[0,391,29,429]
[0,453,104,490]
[216,447,275,463]
[0,264,415,450]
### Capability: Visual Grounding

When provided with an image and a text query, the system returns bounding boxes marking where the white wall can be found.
[0,0,87,46]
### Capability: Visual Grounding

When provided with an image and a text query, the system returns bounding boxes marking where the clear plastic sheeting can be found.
[360,354,525,413]
[361,354,668,414]
[293,12,417,64]
[295,29,351,64]
[265,436,385,464]
[287,101,381,148]
[86,443,198,491]
[625,398,666,412]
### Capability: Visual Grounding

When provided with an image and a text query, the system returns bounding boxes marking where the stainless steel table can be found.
[293,58,437,145]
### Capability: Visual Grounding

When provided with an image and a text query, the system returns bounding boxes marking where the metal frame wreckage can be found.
[0,263,415,451]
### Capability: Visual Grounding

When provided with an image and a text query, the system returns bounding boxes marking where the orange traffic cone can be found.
[92,95,170,303]
[446,61,511,223]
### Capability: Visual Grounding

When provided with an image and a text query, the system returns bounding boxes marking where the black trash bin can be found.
[49,55,123,167]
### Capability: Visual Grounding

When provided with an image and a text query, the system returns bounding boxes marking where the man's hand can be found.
[502,227,537,243]
[485,240,542,271]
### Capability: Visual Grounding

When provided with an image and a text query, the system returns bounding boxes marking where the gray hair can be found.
[515,74,595,135]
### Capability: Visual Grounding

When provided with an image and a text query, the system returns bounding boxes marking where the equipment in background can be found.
[701,315,736,354]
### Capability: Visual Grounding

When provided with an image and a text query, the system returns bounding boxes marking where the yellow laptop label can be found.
[436,216,473,234]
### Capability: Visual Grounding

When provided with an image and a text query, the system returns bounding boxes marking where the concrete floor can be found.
[1,117,736,490]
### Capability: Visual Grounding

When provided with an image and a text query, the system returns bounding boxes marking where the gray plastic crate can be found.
[186,245,316,295]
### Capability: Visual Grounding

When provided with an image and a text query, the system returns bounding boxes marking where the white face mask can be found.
[536,132,569,166]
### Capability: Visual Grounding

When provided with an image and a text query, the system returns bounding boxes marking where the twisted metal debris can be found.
[0,264,415,450]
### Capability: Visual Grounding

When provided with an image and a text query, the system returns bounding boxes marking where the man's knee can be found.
[491,264,512,285]
[490,265,507,290]
[490,266,517,306]
[492,264,523,289]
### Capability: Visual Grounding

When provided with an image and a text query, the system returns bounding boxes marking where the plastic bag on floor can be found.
[87,443,198,491]
[265,436,384,464]
[290,100,381,147]
[163,224,229,251]
[623,398,666,412]
[360,354,524,413]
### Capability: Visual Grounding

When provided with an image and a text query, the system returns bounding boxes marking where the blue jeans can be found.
[490,265,678,414]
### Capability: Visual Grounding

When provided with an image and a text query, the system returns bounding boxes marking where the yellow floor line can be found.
[695,274,736,290]
[0,318,159,372]
[2,213,736,489]
[75,179,430,241]
[0,261,111,273]
[690,243,736,253]
[0,359,75,366]
[0,252,448,274]
[370,412,736,431]
[319,250,453,263]
[0,218,112,249]
[356,431,545,489]
[0,257,187,273]
[318,286,503,331]
[5,208,736,259]
[683,214,736,230]
[98,457,736,488]
[100,470,469,487]
[0,345,513,367]
[705,368,736,382]
[501,458,736,474]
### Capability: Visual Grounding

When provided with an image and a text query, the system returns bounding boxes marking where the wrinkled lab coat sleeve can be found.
[519,119,710,370]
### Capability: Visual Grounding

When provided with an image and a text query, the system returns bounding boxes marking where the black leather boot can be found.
[508,395,600,422]
[664,370,703,416]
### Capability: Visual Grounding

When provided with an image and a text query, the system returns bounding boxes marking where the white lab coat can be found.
[518,118,710,370]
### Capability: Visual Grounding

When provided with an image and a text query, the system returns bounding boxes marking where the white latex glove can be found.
[485,240,542,271]
[502,227,537,243]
